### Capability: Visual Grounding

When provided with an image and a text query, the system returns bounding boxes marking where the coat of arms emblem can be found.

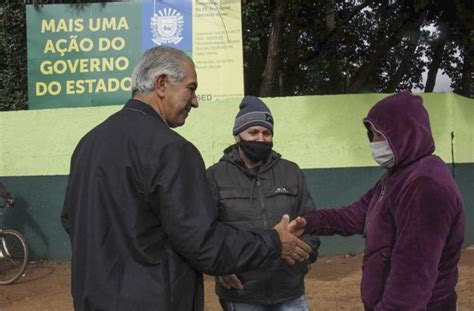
[151,8,184,45]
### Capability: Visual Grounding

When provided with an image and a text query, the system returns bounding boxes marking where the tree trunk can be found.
[425,23,449,92]
[242,0,268,95]
[326,0,342,93]
[425,44,445,92]
[259,0,288,97]
[280,2,299,96]
[460,42,472,97]
[244,49,266,95]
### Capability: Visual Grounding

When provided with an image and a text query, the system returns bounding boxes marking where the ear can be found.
[234,135,240,143]
[155,74,168,97]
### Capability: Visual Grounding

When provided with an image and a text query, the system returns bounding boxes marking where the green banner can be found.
[27,3,141,108]
[26,0,244,109]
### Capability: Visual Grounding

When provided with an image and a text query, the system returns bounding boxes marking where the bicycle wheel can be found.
[0,229,29,285]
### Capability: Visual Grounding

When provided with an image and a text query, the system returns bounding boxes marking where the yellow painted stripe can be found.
[0,93,472,177]
[180,93,469,168]
[452,94,474,164]
[0,106,121,176]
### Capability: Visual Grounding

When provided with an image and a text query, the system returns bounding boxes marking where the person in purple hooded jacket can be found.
[290,92,465,311]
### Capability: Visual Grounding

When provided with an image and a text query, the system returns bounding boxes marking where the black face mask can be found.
[238,139,273,162]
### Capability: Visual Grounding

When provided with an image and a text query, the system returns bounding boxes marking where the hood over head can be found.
[363,91,435,169]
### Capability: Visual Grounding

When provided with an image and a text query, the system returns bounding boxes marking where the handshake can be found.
[218,215,311,290]
[274,214,310,265]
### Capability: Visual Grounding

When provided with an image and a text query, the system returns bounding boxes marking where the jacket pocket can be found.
[265,185,299,221]
[360,248,391,308]
[265,185,298,198]
[219,187,251,200]
[217,187,260,223]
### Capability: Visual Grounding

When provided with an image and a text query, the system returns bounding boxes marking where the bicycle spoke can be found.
[0,230,29,285]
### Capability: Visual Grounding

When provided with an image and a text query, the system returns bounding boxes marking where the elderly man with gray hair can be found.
[61,46,310,311]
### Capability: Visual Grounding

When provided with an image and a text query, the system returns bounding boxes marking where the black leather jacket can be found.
[61,100,283,311]
[207,145,320,305]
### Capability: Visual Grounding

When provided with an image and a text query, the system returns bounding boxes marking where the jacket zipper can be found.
[363,178,387,237]
[382,252,387,269]
[382,251,390,278]
[256,177,271,304]
[256,178,268,229]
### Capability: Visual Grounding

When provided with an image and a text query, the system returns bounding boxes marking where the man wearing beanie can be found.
[206,96,321,310]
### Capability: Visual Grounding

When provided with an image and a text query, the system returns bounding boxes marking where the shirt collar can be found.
[123,99,169,127]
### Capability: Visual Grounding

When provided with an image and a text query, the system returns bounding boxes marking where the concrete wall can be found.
[0,93,473,259]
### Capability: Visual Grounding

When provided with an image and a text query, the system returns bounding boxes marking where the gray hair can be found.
[131,46,194,95]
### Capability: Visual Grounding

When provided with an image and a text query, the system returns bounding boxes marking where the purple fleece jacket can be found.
[304,92,465,310]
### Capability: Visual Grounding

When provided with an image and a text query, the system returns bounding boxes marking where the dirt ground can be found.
[1,248,473,311]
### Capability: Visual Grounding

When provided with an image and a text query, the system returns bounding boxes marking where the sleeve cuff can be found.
[304,210,320,235]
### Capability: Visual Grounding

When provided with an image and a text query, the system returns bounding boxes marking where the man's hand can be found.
[274,215,311,265]
[288,216,306,237]
[218,274,243,290]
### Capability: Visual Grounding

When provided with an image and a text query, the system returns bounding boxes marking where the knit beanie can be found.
[232,96,274,135]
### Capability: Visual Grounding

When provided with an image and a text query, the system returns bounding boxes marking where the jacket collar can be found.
[123,99,169,127]
[221,144,280,176]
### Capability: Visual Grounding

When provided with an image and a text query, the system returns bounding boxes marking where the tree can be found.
[0,1,28,111]
[242,0,473,98]
[1,0,472,110]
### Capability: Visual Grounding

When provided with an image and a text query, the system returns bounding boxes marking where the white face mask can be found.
[370,141,394,168]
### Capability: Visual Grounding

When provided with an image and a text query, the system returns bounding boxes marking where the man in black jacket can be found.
[61,46,310,311]
[207,96,320,310]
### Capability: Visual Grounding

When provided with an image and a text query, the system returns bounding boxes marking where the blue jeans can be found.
[223,294,309,311]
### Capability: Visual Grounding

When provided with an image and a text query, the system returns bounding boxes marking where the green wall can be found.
[455,163,474,247]
[0,176,69,259]
[0,93,473,259]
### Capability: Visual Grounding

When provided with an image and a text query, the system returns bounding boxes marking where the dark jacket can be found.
[206,145,320,304]
[304,92,465,311]
[61,100,282,311]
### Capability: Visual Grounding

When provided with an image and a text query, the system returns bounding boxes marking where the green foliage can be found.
[0,0,472,110]
[243,0,473,97]
[0,1,28,111]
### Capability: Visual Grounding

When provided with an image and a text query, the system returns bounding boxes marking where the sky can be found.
[413,70,453,94]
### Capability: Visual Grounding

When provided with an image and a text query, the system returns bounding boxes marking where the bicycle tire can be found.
[0,229,29,285]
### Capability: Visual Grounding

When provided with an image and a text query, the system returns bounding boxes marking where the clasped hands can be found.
[274,214,310,265]
[218,215,310,290]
